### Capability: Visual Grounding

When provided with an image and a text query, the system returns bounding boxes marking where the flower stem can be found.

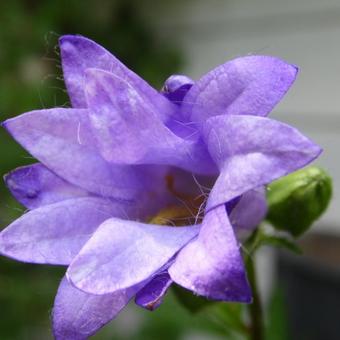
[246,256,264,340]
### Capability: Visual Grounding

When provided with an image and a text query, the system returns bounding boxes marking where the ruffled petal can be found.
[0,197,130,265]
[169,205,251,302]
[203,115,322,210]
[4,163,90,209]
[67,218,199,295]
[85,68,216,174]
[181,56,298,124]
[135,271,172,311]
[53,277,138,340]
[230,188,268,231]
[59,35,172,121]
[3,108,154,200]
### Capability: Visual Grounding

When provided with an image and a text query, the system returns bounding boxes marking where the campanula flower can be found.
[0,35,321,339]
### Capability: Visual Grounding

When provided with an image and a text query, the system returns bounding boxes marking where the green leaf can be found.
[266,166,332,237]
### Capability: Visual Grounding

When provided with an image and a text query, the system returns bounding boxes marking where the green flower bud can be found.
[266,166,332,237]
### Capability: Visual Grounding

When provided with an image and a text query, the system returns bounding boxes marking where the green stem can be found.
[247,256,264,340]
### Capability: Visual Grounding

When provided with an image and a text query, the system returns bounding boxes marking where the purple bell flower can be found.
[0,35,321,339]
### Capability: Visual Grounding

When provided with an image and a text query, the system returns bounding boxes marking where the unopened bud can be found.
[266,166,332,237]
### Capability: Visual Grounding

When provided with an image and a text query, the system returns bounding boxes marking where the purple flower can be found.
[0,35,321,339]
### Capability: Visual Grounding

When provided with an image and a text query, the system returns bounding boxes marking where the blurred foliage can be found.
[0,1,190,339]
[172,284,215,313]
[265,288,290,340]
[0,259,64,339]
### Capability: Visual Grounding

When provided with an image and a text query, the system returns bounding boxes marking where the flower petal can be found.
[181,56,298,124]
[59,34,171,118]
[160,74,203,140]
[4,163,90,209]
[203,115,322,210]
[0,197,130,265]
[67,218,199,295]
[135,271,172,311]
[230,188,268,231]
[85,68,216,174]
[169,205,251,302]
[161,74,194,105]
[53,276,138,340]
[3,108,153,200]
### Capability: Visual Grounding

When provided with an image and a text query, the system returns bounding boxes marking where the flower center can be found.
[148,174,206,226]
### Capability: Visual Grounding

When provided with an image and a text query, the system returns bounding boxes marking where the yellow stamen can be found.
[148,174,206,226]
